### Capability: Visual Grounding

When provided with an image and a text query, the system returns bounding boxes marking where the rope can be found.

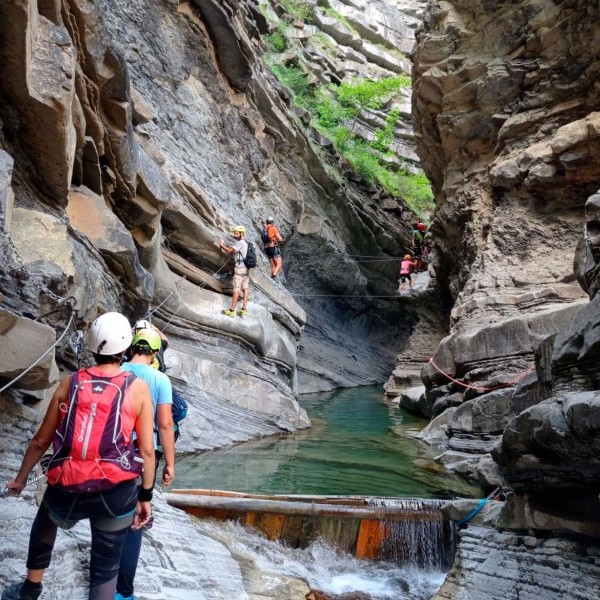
[455,487,501,526]
[428,357,535,392]
[0,310,75,394]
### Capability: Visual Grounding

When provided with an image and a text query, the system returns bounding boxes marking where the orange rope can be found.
[428,358,535,392]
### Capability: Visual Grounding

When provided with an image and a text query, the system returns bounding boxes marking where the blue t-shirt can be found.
[122,362,172,448]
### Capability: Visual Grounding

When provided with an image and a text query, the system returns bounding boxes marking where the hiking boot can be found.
[2,582,42,600]
[237,309,247,316]
[115,594,134,600]
[222,309,236,317]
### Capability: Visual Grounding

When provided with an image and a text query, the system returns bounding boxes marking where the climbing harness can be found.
[428,357,535,392]
[454,487,502,526]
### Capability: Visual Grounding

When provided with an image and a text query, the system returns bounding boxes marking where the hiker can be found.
[127,319,168,371]
[219,225,249,317]
[262,217,283,278]
[399,254,417,291]
[115,328,175,600]
[412,223,427,272]
[1,312,155,600]
[130,319,188,443]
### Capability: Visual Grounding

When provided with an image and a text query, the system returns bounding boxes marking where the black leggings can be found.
[27,481,138,600]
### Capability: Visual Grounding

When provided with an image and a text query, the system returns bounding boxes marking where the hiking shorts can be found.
[265,246,281,260]
[233,269,249,293]
[400,273,412,282]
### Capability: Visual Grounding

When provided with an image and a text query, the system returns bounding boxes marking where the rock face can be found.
[0,1,430,595]
[432,525,600,600]
[0,0,430,443]
[408,2,600,597]
[409,0,600,479]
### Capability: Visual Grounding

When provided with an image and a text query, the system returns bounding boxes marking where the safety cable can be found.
[428,357,535,392]
[0,309,75,394]
[454,487,501,526]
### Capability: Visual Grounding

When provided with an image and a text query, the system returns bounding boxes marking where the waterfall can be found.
[365,498,456,570]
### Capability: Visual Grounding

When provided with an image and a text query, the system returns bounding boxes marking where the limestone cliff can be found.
[0,0,426,448]
[408,1,600,597]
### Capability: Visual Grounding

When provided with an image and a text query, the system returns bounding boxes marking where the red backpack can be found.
[46,367,143,493]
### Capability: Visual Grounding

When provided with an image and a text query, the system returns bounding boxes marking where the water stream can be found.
[175,386,481,498]
[173,387,482,598]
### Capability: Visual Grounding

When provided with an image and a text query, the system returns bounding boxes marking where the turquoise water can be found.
[174,386,482,499]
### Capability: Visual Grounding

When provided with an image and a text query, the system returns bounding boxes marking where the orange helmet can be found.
[404,254,411,260]
[417,223,427,231]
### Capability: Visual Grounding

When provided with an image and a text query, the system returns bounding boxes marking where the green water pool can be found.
[173,385,482,499]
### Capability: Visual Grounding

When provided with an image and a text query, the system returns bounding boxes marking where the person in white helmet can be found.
[2,312,155,600]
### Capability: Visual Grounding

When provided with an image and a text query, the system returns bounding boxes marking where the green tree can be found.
[371,108,400,155]
[337,76,409,132]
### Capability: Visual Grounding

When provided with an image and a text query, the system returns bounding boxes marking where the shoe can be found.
[2,582,42,600]
[115,594,134,600]
[222,309,236,317]
[237,309,247,316]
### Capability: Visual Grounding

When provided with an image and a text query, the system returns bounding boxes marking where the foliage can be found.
[280,0,314,23]
[270,63,311,101]
[336,77,409,132]
[264,58,433,215]
[263,30,287,52]
[371,109,399,155]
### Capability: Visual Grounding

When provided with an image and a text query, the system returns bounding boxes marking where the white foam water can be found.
[196,519,446,599]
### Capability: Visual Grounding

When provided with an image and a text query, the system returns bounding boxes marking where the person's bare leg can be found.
[242,287,249,310]
[272,257,282,277]
[25,569,44,584]
[230,290,239,311]
[269,258,276,276]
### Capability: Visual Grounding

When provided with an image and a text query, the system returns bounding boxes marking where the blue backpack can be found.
[171,389,188,424]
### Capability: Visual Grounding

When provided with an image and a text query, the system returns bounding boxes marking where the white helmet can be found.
[134,319,152,331]
[87,312,133,355]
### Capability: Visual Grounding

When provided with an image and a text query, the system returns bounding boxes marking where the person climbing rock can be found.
[219,225,250,316]
[1,312,155,600]
[412,222,427,272]
[399,254,417,292]
[262,217,284,278]
[115,328,175,600]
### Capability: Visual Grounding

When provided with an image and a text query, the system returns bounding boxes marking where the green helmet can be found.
[131,328,161,352]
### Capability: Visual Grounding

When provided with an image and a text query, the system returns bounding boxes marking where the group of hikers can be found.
[2,313,187,600]
[218,217,284,317]
[1,213,429,600]
[398,222,432,292]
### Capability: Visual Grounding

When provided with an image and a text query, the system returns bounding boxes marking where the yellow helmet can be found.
[233,225,245,234]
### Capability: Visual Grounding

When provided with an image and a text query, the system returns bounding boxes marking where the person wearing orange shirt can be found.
[263,217,284,278]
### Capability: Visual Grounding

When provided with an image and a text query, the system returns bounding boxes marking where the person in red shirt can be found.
[399,254,417,291]
[263,217,284,278]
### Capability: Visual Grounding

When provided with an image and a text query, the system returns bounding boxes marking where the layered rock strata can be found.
[0,0,429,449]
[409,1,600,597]
[409,0,599,479]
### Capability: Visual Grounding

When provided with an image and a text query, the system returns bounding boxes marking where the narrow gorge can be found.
[1,0,600,599]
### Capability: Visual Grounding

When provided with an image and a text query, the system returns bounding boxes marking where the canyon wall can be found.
[409,1,600,597]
